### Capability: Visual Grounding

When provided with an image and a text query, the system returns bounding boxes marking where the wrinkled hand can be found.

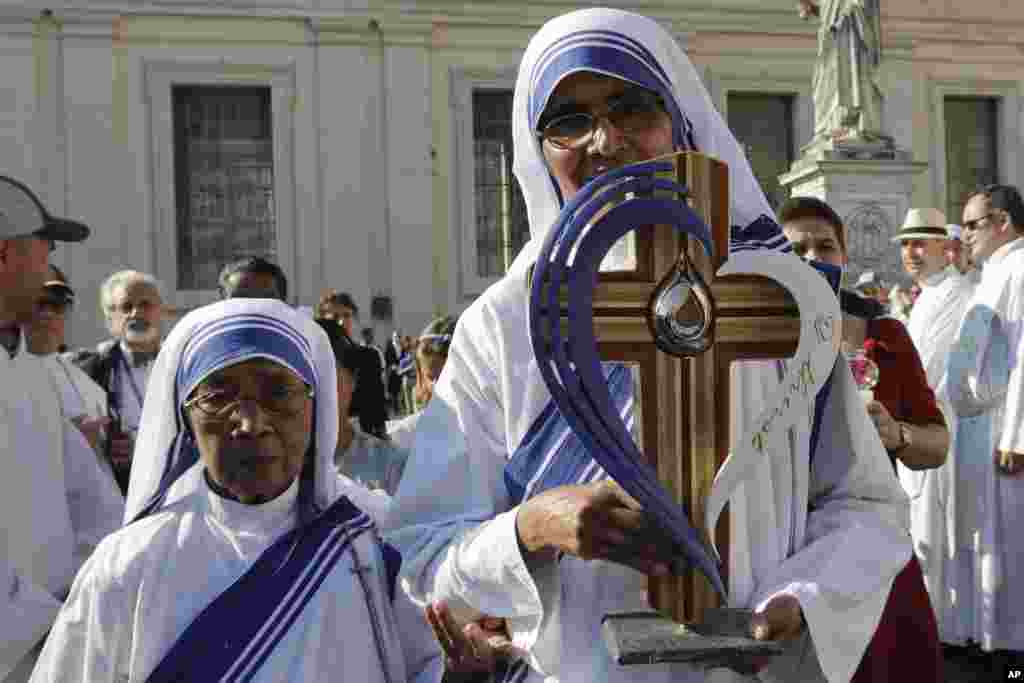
[994,449,1024,477]
[426,602,521,677]
[515,479,677,576]
[109,434,135,470]
[865,400,901,449]
[71,415,111,454]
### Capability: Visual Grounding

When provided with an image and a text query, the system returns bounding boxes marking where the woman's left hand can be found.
[865,400,901,450]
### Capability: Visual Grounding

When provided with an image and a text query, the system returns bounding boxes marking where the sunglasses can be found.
[536,87,667,150]
[36,298,71,315]
[962,211,1000,232]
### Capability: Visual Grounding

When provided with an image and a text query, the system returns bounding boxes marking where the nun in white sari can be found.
[390,8,909,683]
[30,299,441,683]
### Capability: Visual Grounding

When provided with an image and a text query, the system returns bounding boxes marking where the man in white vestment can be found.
[388,10,910,683]
[0,174,120,683]
[892,209,976,642]
[27,266,116,457]
[944,224,980,283]
[30,299,442,682]
[945,184,1024,660]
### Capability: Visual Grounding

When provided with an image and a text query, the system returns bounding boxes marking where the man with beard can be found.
[72,270,164,494]
[389,9,909,683]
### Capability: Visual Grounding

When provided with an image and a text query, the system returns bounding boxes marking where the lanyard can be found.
[119,353,146,418]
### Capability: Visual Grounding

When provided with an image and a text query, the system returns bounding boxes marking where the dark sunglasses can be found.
[536,86,667,150]
[36,297,71,315]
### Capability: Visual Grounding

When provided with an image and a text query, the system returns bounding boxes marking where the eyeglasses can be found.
[536,87,667,150]
[184,383,314,419]
[962,212,999,232]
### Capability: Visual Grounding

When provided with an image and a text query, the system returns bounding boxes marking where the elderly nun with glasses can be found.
[30,299,441,682]
[389,8,909,683]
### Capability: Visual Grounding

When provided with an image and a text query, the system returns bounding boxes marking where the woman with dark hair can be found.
[779,196,949,683]
[316,319,408,503]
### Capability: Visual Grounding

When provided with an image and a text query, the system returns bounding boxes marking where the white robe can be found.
[391,272,910,683]
[336,426,409,496]
[945,237,1024,651]
[30,471,442,682]
[1,337,124,683]
[899,266,974,641]
[388,411,423,453]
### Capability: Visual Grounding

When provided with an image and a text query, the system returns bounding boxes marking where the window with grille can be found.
[173,85,276,291]
[945,97,998,223]
[472,90,529,278]
[726,93,795,210]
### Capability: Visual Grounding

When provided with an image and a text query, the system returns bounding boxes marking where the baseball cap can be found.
[0,175,90,243]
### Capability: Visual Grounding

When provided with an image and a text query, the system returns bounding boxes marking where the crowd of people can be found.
[2,6,1022,683]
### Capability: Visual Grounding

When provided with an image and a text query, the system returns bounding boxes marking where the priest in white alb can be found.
[388,9,910,683]
[0,174,123,683]
[892,208,975,641]
[947,185,1024,658]
[30,299,442,682]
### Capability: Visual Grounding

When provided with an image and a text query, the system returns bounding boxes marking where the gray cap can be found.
[0,175,89,242]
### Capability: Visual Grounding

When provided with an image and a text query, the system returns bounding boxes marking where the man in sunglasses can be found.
[27,267,113,458]
[945,184,1024,664]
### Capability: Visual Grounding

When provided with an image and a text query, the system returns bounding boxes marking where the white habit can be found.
[899,265,974,641]
[336,425,409,496]
[1,336,123,683]
[390,9,910,683]
[946,236,1024,651]
[30,299,441,682]
[30,470,438,683]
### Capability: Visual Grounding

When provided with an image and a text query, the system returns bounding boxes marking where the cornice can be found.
[18,2,1024,59]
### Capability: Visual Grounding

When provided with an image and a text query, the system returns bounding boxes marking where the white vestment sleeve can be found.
[28,544,128,683]
[996,270,1024,454]
[391,296,563,676]
[61,420,124,576]
[0,559,62,682]
[749,368,911,683]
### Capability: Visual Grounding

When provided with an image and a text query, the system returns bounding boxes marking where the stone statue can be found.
[799,0,887,145]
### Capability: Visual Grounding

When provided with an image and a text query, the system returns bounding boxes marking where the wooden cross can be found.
[588,152,800,624]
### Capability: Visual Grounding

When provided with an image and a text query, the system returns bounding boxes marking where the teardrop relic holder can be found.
[529,156,725,596]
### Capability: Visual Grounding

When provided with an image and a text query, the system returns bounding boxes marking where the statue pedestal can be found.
[779,145,928,288]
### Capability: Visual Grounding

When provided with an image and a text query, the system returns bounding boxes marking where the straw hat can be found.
[891,208,949,242]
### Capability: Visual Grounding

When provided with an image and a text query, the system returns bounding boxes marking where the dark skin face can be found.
[223,271,284,301]
[541,72,675,202]
[187,358,314,504]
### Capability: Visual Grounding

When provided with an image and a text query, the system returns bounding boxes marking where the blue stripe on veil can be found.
[504,363,633,506]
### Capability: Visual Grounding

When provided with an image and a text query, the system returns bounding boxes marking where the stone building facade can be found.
[1,0,1021,345]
